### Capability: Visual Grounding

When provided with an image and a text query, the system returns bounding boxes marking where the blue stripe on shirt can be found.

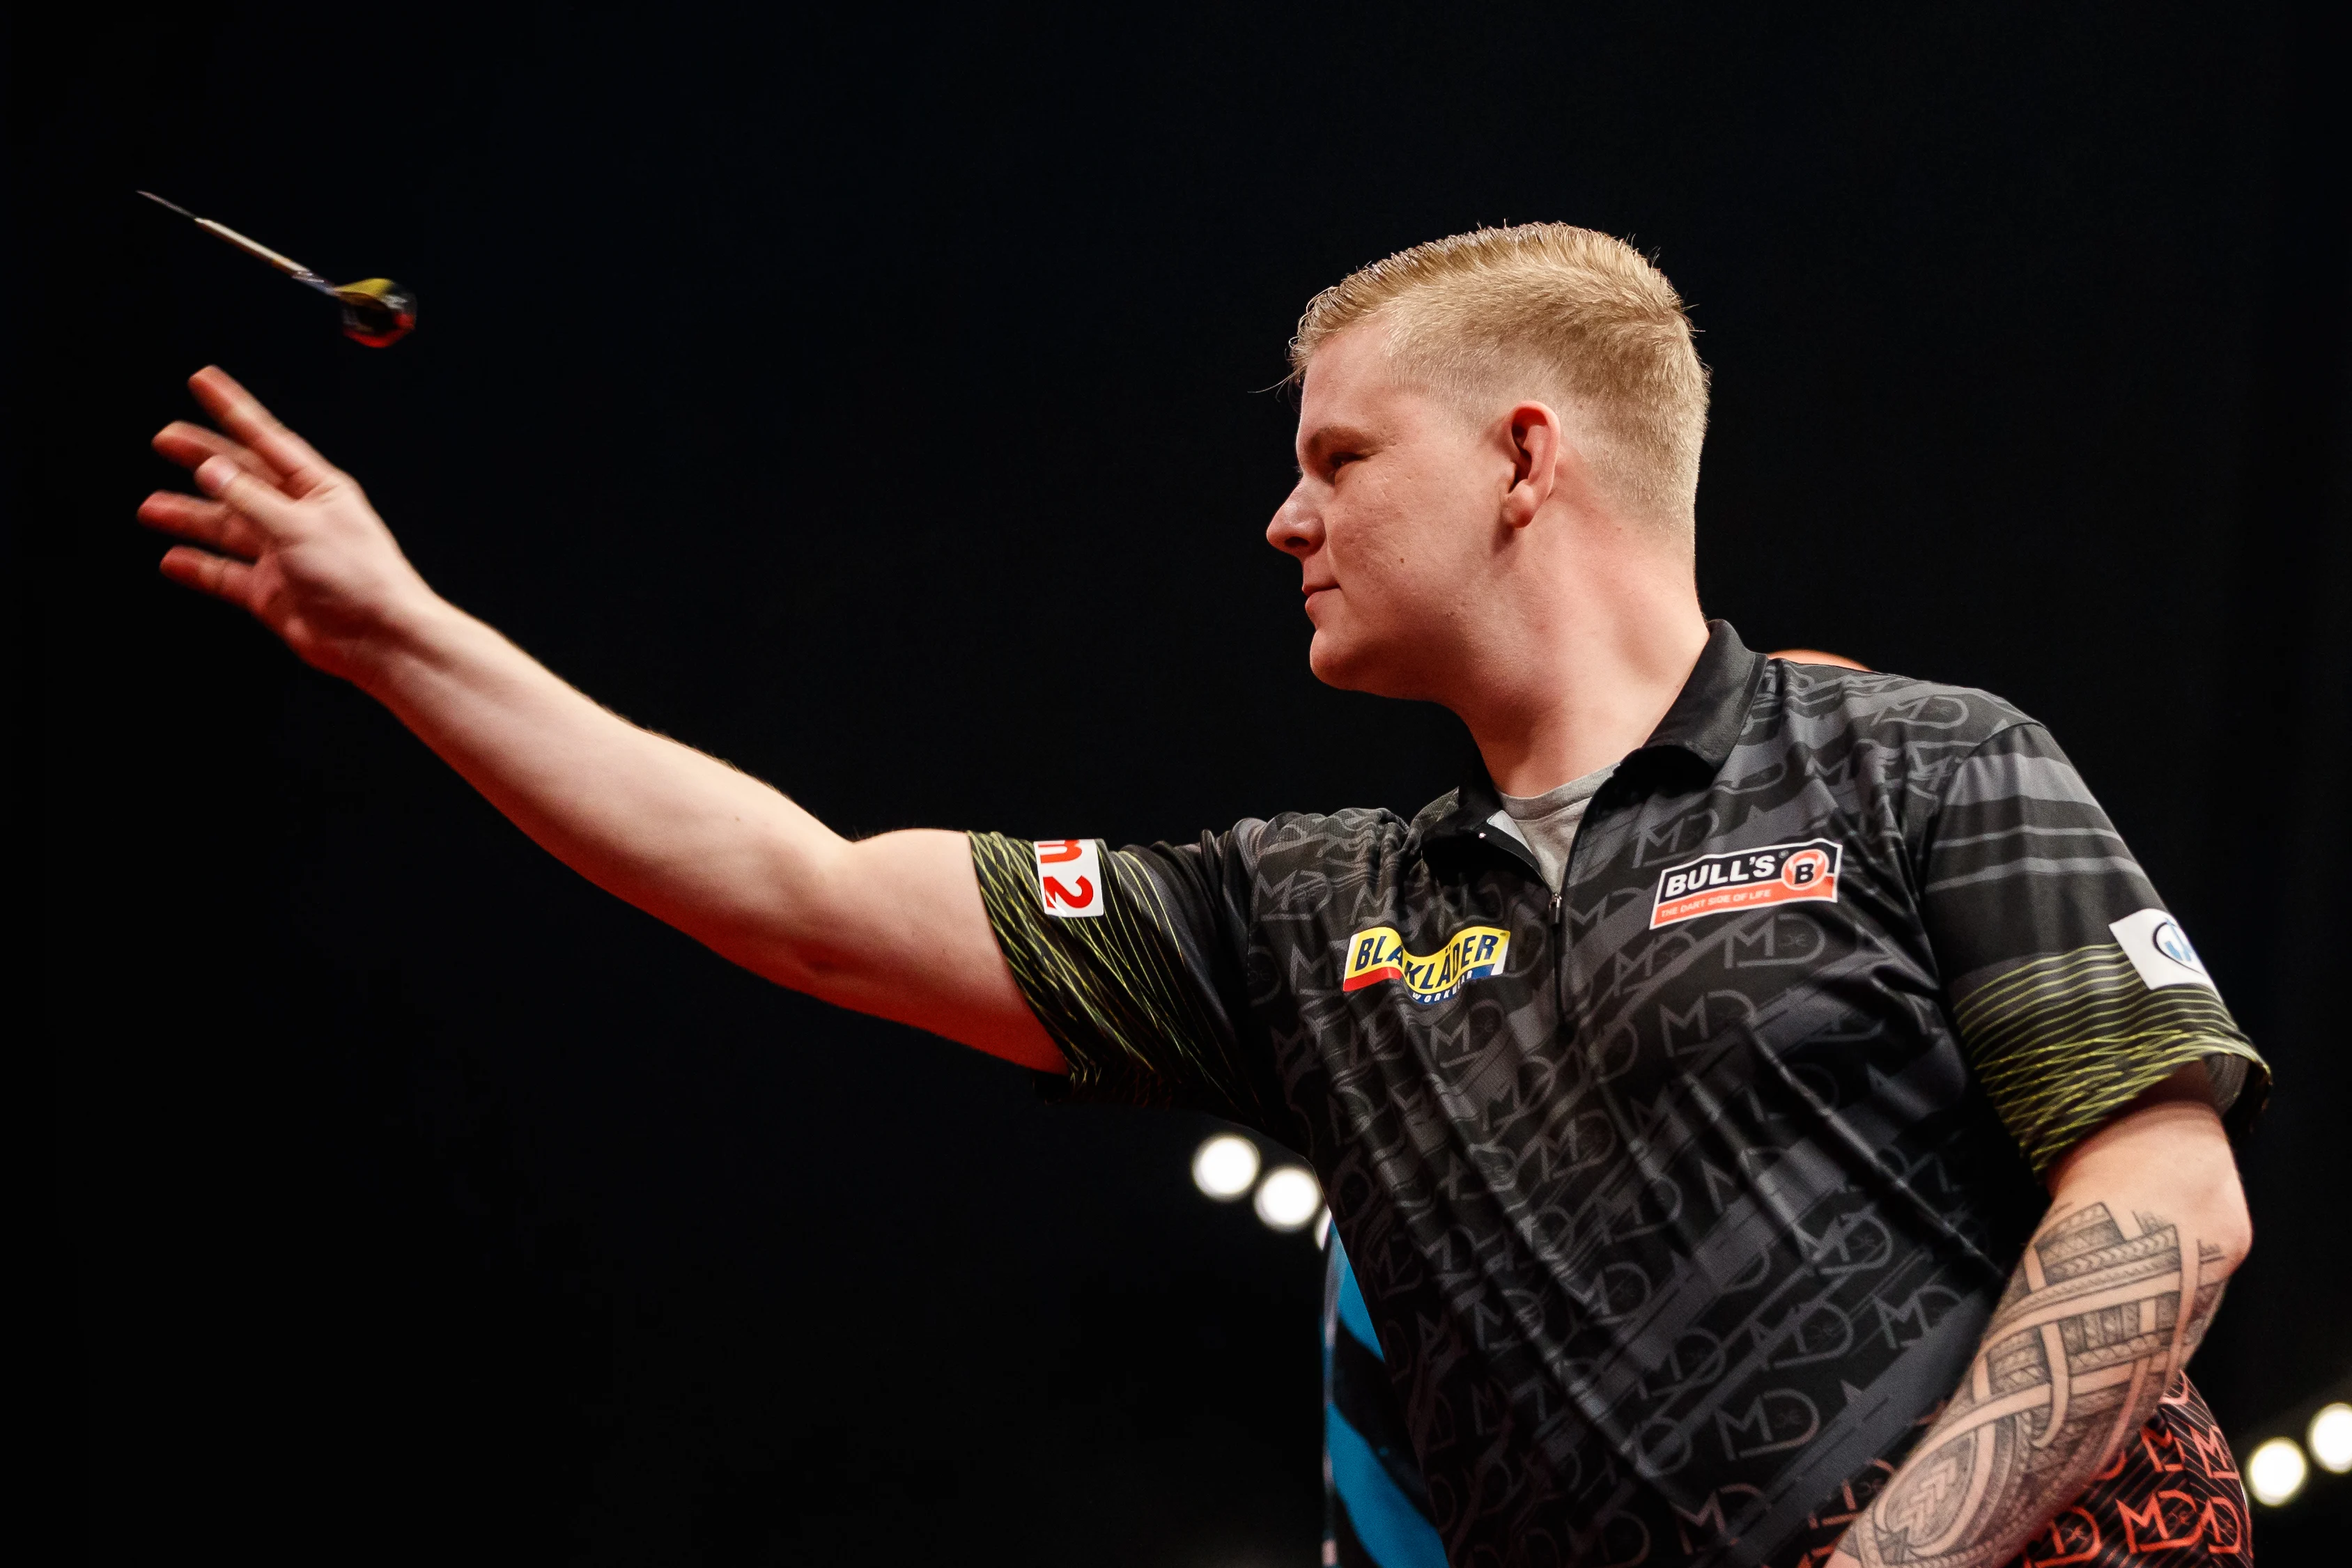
[1327,1402,1449,1568]
[1336,1243,1381,1358]
[1326,1235,1446,1568]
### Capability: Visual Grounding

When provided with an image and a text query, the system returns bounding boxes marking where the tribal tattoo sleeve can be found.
[1844,1203,2230,1568]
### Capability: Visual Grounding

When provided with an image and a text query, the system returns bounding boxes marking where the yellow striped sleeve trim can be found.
[1951,945,2266,1176]
[969,831,1259,1119]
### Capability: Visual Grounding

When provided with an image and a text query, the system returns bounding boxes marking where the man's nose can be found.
[1267,484,1321,559]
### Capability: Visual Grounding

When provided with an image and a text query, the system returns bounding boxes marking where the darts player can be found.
[140,223,2266,1568]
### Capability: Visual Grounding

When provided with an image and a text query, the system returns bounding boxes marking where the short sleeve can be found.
[968,827,1283,1130]
[1917,724,2268,1177]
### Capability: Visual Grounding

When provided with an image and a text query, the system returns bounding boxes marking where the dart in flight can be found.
[138,190,417,347]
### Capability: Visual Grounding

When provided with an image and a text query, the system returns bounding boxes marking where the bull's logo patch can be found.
[1342,924,1510,1004]
[1649,839,1841,929]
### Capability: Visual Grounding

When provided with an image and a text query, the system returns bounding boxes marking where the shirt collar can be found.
[1428,620,1766,851]
[1643,619,1767,772]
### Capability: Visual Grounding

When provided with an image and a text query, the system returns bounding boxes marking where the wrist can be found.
[347,586,471,699]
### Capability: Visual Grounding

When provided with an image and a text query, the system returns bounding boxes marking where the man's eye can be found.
[1329,452,1361,474]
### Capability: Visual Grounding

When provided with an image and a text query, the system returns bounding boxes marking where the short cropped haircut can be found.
[1289,224,1709,536]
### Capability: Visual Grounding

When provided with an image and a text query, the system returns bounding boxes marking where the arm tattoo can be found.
[1848,1203,2229,1568]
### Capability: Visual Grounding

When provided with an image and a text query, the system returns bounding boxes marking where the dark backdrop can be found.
[20,5,2349,1562]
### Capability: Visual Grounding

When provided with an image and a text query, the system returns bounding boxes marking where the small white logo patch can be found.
[1033,839,1105,919]
[2109,907,2213,991]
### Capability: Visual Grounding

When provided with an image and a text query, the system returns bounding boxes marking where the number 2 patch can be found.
[1033,839,1105,918]
[1649,839,1842,929]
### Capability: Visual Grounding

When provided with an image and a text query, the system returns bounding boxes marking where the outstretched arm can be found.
[139,367,1063,1072]
[1829,1066,2249,1568]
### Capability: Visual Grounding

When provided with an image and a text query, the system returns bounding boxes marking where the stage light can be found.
[1192,1133,1260,1200]
[2310,1403,2352,1474]
[1254,1165,1322,1232]
[2247,1438,2308,1507]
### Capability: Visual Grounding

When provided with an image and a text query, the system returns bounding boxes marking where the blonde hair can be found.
[1288,224,1709,535]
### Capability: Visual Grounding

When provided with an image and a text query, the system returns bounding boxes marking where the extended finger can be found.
[159,545,258,610]
[153,421,280,488]
[138,491,268,561]
[195,455,307,538]
[187,366,337,495]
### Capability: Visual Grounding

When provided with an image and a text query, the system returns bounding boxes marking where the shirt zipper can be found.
[1471,821,1572,1010]
[1552,892,1568,1017]
[1550,781,1617,1022]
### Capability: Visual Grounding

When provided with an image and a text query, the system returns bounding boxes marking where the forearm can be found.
[1839,1087,2247,1568]
[355,593,860,986]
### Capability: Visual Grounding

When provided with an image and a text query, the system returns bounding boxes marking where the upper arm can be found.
[1916,723,2268,1179]
[2046,1062,2252,1267]
[778,828,1067,1073]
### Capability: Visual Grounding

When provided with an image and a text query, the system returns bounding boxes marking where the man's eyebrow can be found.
[1299,421,1380,460]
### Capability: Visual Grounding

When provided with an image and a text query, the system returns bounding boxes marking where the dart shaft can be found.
[193,217,317,281]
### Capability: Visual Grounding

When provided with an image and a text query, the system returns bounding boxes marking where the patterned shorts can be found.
[1774,1375,2253,1567]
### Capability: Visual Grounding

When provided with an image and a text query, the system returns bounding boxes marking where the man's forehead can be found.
[1295,323,1411,447]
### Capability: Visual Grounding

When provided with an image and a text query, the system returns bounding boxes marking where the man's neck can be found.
[1455,578,1710,798]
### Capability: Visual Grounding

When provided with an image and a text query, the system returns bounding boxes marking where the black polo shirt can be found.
[968,621,2265,1568]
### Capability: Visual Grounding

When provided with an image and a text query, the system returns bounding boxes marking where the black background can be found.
[19,4,2349,1562]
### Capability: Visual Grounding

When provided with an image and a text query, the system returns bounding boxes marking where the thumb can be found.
[196,455,306,538]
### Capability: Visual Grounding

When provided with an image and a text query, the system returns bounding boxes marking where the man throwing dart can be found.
[142,224,2266,1568]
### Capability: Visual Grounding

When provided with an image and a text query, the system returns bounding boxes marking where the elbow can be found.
[728,835,862,994]
[2203,1165,2254,1278]
[2153,1130,2252,1278]
[2143,1124,2254,1280]
[768,936,863,993]
[2180,1105,2253,1275]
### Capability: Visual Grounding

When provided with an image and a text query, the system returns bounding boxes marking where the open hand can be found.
[141,366,437,684]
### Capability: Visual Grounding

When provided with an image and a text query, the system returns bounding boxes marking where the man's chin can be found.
[1307,633,1408,699]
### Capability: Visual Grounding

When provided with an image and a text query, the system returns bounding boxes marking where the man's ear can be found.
[1501,400,1568,529]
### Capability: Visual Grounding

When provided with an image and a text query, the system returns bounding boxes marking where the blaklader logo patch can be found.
[1649,839,1842,929]
[1341,924,1510,1004]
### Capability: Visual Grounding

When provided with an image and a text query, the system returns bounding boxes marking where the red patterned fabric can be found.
[1774,1375,2252,1567]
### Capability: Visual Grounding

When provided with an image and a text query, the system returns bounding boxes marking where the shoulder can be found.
[1244,807,1415,874]
[1136,807,1411,903]
[1768,659,2036,745]
[1757,660,2046,785]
